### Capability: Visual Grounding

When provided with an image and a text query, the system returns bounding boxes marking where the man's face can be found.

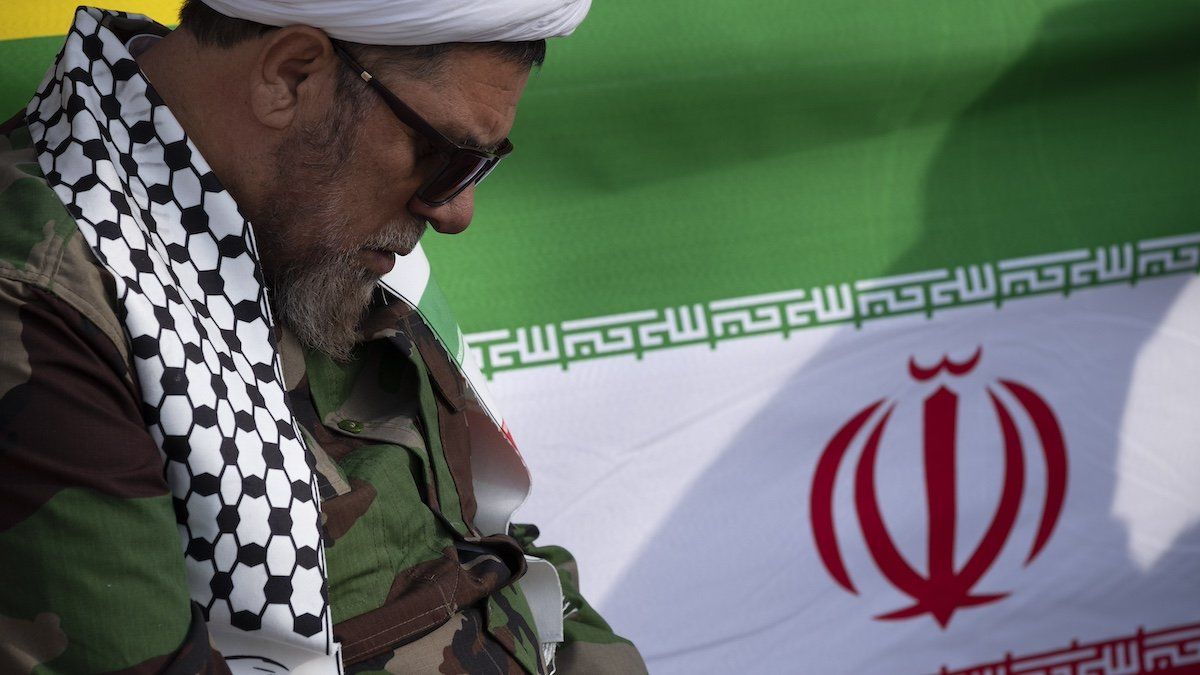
[250,48,532,361]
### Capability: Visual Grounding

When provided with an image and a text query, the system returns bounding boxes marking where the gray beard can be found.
[269,246,376,364]
[252,103,425,363]
[268,217,425,363]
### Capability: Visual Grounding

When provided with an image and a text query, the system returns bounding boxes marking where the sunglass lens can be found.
[420,152,491,205]
[473,157,503,187]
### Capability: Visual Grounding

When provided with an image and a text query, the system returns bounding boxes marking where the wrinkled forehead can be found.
[384,49,533,150]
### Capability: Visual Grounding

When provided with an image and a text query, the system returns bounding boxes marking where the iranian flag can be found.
[4,1,1200,673]
[439,1,1200,673]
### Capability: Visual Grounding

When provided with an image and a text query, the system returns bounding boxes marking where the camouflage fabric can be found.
[284,307,539,670]
[0,117,230,673]
[0,107,644,673]
[511,526,647,675]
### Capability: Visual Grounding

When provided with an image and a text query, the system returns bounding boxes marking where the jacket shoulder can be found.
[0,117,128,363]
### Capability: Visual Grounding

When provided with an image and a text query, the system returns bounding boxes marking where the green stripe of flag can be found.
[423,0,1200,331]
[5,2,1198,335]
[0,36,63,119]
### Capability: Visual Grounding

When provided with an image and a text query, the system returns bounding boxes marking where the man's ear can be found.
[248,26,337,130]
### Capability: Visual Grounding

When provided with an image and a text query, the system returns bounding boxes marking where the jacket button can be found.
[338,419,364,434]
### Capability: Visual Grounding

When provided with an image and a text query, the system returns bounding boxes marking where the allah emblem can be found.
[809,348,1068,628]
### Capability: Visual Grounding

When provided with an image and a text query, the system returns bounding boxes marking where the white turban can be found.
[198,0,591,45]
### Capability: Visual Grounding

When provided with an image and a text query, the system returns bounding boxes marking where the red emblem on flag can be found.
[810,348,1068,628]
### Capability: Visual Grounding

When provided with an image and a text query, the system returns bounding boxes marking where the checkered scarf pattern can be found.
[26,7,337,666]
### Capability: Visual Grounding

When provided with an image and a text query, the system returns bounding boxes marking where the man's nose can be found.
[407,185,475,235]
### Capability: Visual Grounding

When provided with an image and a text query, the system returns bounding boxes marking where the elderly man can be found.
[0,1,645,673]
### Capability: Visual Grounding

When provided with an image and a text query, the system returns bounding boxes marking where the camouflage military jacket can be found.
[0,13,646,674]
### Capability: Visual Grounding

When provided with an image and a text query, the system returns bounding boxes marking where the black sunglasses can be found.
[331,42,514,207]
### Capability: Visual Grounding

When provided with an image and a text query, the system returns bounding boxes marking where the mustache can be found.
[359,218,428,255]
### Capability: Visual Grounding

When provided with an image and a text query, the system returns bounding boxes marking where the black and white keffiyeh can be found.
[27,8,339,671]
